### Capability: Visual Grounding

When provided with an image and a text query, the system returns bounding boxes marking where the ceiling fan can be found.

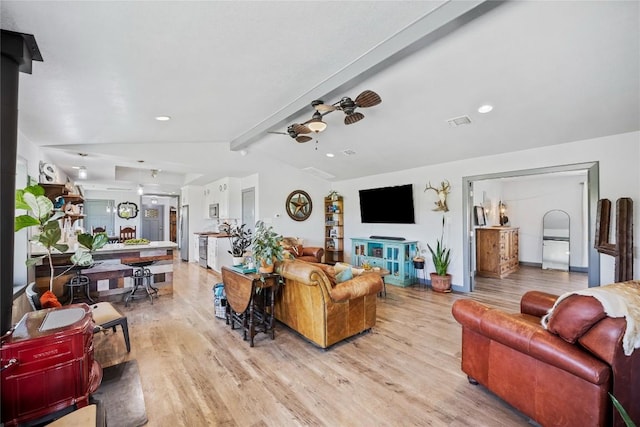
[314,90,382,125]
[269,123,313,143]
[269,90,381,143]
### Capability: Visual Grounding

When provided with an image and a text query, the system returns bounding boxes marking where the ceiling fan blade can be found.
[296,135,313,143]
[292,123,311,134]
[268,131,287,135]
[344,112,364,125]
[315,103,336,113]
[355,90,381,108]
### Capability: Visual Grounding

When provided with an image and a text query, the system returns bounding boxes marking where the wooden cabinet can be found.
[351,238,417,287]
[324,196,344,264]
[476,227,519,278]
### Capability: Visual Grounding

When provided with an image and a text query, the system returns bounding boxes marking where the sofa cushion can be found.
[336,267,353,283]
[543,294,606,343]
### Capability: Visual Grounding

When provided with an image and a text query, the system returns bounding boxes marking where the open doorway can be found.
[462,162,600,292]
[140,195,179,241]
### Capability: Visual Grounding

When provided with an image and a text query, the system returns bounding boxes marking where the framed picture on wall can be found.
[474,205,486,227]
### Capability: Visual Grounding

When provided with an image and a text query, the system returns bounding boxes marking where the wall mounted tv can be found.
[359,184,415,224]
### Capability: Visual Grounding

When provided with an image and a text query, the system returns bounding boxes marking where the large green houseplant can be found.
[15,184,107,305]
[252,220,284,274]
[427,215,452,292]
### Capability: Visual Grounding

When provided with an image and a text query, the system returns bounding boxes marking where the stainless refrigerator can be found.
[180,205,189,261]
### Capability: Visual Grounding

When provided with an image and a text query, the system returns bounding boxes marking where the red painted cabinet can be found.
[1,304,102,426]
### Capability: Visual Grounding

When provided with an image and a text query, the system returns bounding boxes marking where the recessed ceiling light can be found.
[326,153,335,158]
[478,104,493,114]
[155,116,171,121]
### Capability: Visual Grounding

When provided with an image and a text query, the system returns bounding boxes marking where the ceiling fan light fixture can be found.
[307,111,327,133]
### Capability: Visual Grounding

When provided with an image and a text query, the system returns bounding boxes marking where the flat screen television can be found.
[359,184,415,224]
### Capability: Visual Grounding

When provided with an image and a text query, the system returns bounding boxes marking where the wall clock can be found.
[285,190,312,221]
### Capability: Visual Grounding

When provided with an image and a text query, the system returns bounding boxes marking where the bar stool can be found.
[124,260,158,306]
[66,265,95,305]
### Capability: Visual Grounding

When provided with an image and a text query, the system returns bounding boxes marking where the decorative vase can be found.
[232,256,245,266]
[430,273,452,293]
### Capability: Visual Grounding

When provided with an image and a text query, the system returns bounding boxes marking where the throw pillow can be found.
[335,267,353,283]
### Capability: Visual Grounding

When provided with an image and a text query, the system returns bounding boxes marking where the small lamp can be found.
[78,166,87,179]
[499,201,508,226]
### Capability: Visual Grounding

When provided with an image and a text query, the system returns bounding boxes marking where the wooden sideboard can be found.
[476,227,519,278]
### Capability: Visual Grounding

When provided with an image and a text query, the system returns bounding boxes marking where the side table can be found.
[221,266,280,347]
[363,268,390,297]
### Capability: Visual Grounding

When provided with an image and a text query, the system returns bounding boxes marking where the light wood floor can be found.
[94,259,587,426]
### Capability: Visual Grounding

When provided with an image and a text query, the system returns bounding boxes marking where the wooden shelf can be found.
[324,196,344,263]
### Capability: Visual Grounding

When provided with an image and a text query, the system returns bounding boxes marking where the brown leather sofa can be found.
[452,290,640,427]
[274,260,382,348]
[281,237,324,263]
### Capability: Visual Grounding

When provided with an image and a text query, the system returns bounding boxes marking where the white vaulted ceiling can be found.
[2,1,638,193]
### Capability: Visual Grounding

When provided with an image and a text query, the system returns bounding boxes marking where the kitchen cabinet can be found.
[202,183,216,219]
[476,227,519,278]
[207,235,233,273]
[210,177,241,219]
[351,238,418,287]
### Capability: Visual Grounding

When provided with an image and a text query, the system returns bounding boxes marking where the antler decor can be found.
[425,180,451,212]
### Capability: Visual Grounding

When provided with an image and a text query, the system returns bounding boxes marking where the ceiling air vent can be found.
[302,167,335,179]
[446,115,472,127]
[342,149,356,156]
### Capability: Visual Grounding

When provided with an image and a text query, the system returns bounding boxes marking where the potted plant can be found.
[15,184,108,306]
[427,216,452,292]
[251,220,284,274]
[226,223,252,265]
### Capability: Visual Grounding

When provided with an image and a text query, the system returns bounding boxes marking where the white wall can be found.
[255,167,330,248]
[83,189,142,233]
[502,174,586,268]
[336,131,640,289]
[474,174,588,268]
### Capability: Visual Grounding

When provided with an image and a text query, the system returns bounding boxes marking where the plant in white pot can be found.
[427,216,452,293]
[15,184,107,306]
[226,223,252,265]
[252,220,284,274]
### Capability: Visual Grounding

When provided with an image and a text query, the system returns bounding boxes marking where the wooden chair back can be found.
[120,226,136,242]
[92,226,106,234]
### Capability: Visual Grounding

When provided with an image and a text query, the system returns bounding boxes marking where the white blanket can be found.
[541,281,640,356]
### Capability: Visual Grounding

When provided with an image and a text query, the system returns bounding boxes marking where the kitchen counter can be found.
[31,241,177,303]
[194,232,230,237]
[31,240,177,255]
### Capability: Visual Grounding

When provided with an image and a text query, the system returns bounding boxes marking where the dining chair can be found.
[92,226,106,234]
[119,226,136,242]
